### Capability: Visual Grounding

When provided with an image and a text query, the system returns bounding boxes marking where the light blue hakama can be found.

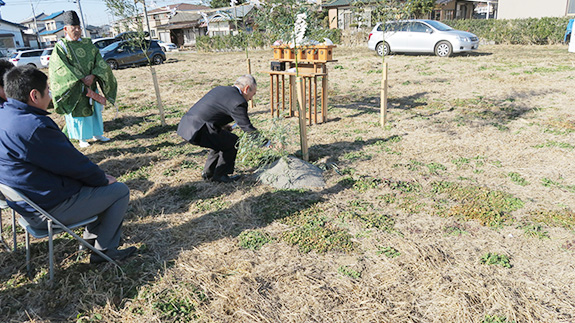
[64,102,105,140]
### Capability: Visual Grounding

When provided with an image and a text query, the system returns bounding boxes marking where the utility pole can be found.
[75,0,89,38]
[29,0,43,48]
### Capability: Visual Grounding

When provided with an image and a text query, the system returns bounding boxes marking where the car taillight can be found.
[368,33,372,40]
[10,58,19,62]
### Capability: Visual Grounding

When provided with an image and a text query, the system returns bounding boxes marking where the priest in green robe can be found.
[49,10,117,148]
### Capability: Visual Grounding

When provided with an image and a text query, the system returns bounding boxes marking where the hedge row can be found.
[443,17,572,45]
[196,29,342,52]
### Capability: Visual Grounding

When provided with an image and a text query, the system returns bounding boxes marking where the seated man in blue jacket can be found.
[0,66,136,263]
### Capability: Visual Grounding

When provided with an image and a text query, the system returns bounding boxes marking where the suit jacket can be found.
[177,86,257,145]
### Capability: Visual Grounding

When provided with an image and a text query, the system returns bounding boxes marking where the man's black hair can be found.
[0,60,15,87]
[4,66,48,103]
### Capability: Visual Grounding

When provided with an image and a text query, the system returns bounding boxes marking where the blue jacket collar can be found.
[5,98,51,116]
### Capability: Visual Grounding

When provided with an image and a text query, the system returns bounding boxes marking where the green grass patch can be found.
[398,195,426,214]
[533,140,575,150]
[281,207,355,253]
[480,253,512,268]
[238,230,273,250]
[377,246,401,258]
[432,181,524,227]
[507,172,529,186]
[119,165,152,181]
[517,222,550,239]
[383,178,422,194]
[541,177,575,193]
[150,285,206,321]
[337,265,361,279]
[529,208,575,230]
[482,315,515,323]
[444,224,468,236]
[342,151,373,161]
[254,189,321,224]
[195,197,229,213]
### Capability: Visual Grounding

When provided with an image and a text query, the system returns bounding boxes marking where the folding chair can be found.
[0,183,118,282]
[0,194,17,252]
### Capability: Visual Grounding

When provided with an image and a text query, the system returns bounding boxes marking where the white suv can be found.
[9,49,45,67]
[367,19,479,57]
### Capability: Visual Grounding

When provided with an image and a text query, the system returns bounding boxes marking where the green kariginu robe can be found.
[49,38,117,117]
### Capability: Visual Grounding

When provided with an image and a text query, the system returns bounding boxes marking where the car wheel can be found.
[27,63,37,67]
[107,60,119,70]
[152,54,164,65]
[376,42,390,56]
[435,41,452,57]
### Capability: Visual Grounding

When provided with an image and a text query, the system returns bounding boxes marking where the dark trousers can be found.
[198,127,239,178]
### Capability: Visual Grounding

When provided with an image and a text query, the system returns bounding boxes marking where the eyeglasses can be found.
[66,26,82,31]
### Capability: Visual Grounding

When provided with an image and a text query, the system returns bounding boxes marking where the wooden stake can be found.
[247,58,254,109]
[296,76,308,161]
[270,74,274,117]
[150,66,165,126]
[380,62,388,127]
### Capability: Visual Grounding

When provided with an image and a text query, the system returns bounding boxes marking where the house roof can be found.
[39,26,64,35]
[200,4,254,22]
[322,0,377,7]
[41,11,64,21]
[148,3,209,14]
[19,13,47,24]
[169,11,202,23]
[0,19,27,29]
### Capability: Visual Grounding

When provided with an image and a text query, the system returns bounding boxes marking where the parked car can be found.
[40,48,53,67]
[8,49,45,67]
[157,40,177,52]
[367,19,479,57]
[100,40,166,70]
[93,37,119,51]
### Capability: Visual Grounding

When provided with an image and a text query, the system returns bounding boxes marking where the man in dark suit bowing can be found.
[177,75,260,183]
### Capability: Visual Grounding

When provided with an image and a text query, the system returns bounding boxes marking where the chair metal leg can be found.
[0,209,4,250]
[0,210,7,252]
[25,231,31,274]
[48,219,54,283]
[12,210,16,252]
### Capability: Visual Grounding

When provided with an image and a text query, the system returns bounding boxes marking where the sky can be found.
[0,0,208,27]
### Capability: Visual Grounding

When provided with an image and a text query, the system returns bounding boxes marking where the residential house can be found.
[113,3,209,44]
[19,13,47,48]
[322,0,493,29]
[38,11,66,46]
[199,4,255,37]
[147,3,209,42]
[498,0,574,19]
[432,0,477,20]
[0,18,26,56]
[155,11,204,46]
[115,2,256,48]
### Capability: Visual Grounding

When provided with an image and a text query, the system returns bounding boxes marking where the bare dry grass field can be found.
[1,44,575,322]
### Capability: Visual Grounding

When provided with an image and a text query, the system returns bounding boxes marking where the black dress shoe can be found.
[90,246,137,264]
[201,172,213,182]
[212,174,241,183]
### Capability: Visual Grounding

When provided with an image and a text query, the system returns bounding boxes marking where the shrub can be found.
[444,17,571,45]
[197,29,341,52]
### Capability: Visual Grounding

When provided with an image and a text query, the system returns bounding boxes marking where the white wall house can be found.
[498,0,575,19]
[0,19,26,56]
